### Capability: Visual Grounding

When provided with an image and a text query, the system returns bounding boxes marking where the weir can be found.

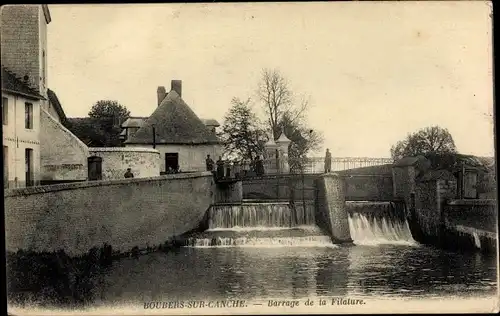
[346,201,416,246]
[207,202,316,230]
[188,174,422,248]
[186,201,336,248]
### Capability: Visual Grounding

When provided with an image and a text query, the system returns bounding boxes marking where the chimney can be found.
[157,86,166,106]
[171,80,182,97]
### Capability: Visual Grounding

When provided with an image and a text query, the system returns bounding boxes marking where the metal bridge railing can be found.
[211,156,393,180]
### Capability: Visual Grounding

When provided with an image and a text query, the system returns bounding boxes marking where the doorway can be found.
[25,148,33,187]
[165,153,179,173]
[88,156,103,180]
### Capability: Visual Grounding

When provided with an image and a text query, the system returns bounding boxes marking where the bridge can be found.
[212,156,394,182]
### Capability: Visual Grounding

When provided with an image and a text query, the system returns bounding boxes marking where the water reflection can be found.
[315,250,349,297]
[212,247,326,299]
[93,245,496,305]
[7,245,498,308]
[346,244,497,297]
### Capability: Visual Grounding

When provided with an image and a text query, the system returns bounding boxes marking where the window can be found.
[2,97,7,125]
[25,148,33,187]
[25,102,33,129]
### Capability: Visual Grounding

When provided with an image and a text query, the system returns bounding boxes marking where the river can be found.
[91,244,496,305]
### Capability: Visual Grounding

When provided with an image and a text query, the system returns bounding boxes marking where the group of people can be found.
[124,164,181,179]
[205,154,266,179]
[165,166,181,174]
[205,155,225,178]
[123,149,332,180]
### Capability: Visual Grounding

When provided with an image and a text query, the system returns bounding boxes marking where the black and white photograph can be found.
[2,2,498,315]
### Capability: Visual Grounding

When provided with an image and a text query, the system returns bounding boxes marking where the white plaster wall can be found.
[89,147,160,180]
[39,108,89,181]
[2,93,41,187]
[126,143,222,172]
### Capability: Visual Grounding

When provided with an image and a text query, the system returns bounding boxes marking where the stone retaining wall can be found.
[5,172,214,256]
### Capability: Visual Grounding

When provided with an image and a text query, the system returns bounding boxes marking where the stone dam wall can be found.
[5,172,214,256]
[443,199,497,253]
[406,175,497,253]
[315,174,352,243]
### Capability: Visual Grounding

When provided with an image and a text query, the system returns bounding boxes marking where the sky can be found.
[47,2,494,158]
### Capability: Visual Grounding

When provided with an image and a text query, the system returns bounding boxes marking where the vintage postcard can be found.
[2,1,498,315]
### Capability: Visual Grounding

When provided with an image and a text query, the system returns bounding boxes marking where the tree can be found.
[256,68,322,167]
[65,100,130,147]
[64,117,106,147]
[257,68,309,139]
[219,98,267,161]
[88,100,130,147]
[390,125,457,161]
[88,100,130,125]
[281,112,323,172]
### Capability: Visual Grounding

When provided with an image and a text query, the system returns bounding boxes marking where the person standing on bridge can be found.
[324,148,332,173]
[255,156,265,176]
[216,156,225,179]
[205,154,214,172]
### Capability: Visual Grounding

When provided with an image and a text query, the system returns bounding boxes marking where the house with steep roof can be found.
[120,116,220,145]
[124,80,222,173]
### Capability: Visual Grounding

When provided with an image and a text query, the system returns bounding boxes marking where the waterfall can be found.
[185,236,336,248]
[346,201,417,246]
[187,202,335,248]
[472,232,481,249]
[208,202,316,230]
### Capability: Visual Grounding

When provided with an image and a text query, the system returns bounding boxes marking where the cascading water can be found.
[186,235,334,248]
[186,202,336,248]
[472,232,481,249]
[207,202,316,230]
[346,201,417,246]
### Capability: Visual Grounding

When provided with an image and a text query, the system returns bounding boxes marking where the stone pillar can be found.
[264,147,278,174]
[276,132,291,174]
[315,173,352,243]
[281,150,290,174]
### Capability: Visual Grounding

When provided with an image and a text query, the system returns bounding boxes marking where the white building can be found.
[2,68,45,188]
[123,80,222,173]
